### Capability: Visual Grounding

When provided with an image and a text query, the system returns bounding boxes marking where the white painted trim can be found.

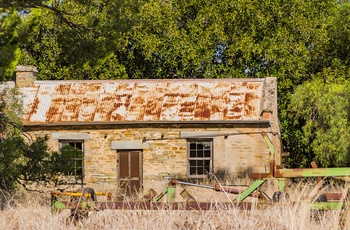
[180,131,219,138]
[111,141,150,150]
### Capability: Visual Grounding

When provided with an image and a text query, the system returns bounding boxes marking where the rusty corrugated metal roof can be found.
[19,79,266,124]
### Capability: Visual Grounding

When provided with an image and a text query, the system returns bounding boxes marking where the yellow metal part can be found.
[51,191,112,199]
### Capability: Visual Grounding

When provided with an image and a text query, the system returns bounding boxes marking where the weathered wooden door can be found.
[117,150,142,195]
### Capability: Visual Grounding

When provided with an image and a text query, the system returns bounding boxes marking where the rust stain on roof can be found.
[26,96,39,121]
[56,84,70,95]
[19,79,267,124]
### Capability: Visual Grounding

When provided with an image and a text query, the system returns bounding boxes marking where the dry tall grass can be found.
[1,180,350,230]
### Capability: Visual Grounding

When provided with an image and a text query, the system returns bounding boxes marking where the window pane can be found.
[75,142,83,150]
[190,150,197,158]
[197,167,203,175]
[77,151,83,159]
[203,142,210,149]
[197,150,204,158]
[204,166,210,174]
[76,159,83,176]
[190,143,196,150]
[190,166,197,175]
[189,160,196,167]
[197,143,203,150]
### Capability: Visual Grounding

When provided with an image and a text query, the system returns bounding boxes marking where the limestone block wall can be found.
[28,124,276,188]
[213,133,271,177]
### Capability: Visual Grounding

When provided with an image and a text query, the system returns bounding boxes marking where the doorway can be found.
[117,150,143,195]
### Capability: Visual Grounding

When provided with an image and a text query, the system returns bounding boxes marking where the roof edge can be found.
[23,120,272,127]
[29,78,266,84]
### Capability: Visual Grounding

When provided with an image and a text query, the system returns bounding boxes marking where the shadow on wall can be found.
[214,167,254,181]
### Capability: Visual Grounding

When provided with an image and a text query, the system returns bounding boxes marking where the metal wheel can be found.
[272,191,289,203]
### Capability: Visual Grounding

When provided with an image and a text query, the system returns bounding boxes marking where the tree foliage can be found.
[132,0,334,81]
[0,9,21,81]
[285,2,350,167]
[13,0,336,81]
[0,87,78,192]
[2,0,350,169]
[289,76,350,167]
[18,0,139,80]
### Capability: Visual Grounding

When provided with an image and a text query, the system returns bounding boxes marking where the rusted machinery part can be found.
[315,194,328,202]
[276,192,342,204]
[168,178,178,186]
[314,193,343,202]
[213,184,263,198]
[55,201,261,211]
[79,187,96,201]
[176,180,213,189]
[50,187,114,201]
[176,180,265,199]
[272,191,289,203]
[180,189,196,202]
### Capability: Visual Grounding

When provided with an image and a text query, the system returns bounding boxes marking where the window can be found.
[187,139,212,178]
[59,140,84,183]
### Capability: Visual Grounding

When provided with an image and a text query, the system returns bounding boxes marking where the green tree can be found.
[18,0,139,80]
[285,2,350,167]
[130,0,334,81]
[15,0,336,83]
[0,0,77,81]
[0,0,86,28]
[0,86,77,193]
[289,70,350,167]
[0,86,27,191]
[0,9,21,81]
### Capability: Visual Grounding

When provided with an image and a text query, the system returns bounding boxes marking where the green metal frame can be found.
[151,186,177,202]
[310,202,344,210]
[236,132,350,211]
[236,180,266,202]
[275,168,350,178]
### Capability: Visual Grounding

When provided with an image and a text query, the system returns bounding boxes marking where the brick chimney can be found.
[261,77,277,121]
[15,65,37,87]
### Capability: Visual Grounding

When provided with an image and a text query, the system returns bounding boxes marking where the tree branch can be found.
[38,4,91,30]
[0,1,91,30]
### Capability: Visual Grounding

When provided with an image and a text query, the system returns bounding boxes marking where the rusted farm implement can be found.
[51,132,350,214]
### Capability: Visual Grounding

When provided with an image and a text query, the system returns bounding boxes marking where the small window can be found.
[59,140,84,183]
[187,139,212,178]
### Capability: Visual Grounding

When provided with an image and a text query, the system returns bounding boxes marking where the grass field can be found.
[1,180,350,230]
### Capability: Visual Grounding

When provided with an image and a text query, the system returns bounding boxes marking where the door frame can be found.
[116,150,143,193]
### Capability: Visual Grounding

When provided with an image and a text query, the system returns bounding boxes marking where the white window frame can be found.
[59,140,84,183]
[187,139,213,179]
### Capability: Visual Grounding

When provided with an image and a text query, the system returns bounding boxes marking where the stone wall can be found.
[30,123,277,188]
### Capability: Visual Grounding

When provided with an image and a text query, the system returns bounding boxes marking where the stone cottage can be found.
[5,66,281,192]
